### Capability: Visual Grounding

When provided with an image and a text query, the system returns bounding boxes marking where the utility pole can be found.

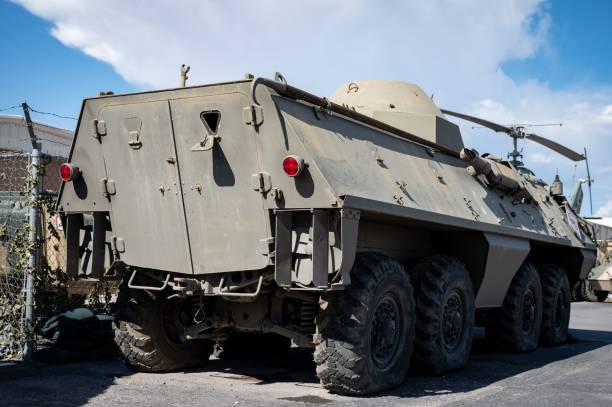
[584,148,594,215]
[21,102,40,362]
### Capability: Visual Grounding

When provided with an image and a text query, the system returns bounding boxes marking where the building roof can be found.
[0,114,73,157]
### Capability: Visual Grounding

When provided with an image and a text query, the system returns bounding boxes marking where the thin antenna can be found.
[584,147,594,215]
[180,64,190,88]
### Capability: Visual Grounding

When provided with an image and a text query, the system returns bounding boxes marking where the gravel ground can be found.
[0,301,611,407]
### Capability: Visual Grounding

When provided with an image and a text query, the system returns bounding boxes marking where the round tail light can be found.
[283,155,304,177]
[59,163,79,182]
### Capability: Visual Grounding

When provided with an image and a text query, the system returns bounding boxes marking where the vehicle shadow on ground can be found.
[381,327,612,398]
[0,357,133,406]
[187,327,612,399]
[1,327,610,405]
[188,347,320,386]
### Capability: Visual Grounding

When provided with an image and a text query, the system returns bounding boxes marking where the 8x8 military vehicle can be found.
[57,74,596,395]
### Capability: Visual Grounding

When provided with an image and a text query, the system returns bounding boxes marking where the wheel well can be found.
[528,242,592,287]
[431,231,488,295]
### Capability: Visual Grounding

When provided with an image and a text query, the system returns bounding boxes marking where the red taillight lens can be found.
[283,155,304,177]
[59,163,77,182]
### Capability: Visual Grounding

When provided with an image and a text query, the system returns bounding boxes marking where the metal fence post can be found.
[23,145,40,361]
[22,102,40,362]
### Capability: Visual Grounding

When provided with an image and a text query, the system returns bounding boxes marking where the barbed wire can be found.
[0,105,21,113]
[28,107,77,121]
[0,104,78,121]
[35,137,72,147]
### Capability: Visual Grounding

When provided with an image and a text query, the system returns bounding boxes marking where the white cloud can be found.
[527,152,553,164]
[11,0,612,215]
[597,105,612,123]
[595,199,612,218]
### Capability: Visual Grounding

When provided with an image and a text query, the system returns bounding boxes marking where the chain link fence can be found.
[0,151,69,359]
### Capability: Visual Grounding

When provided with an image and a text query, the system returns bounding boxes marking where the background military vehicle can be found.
[57,73,596,395]
[566,180,611,302]
[578,217,612,302]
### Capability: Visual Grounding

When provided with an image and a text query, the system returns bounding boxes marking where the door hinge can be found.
[91,119,106,139]
[243,105,264,127]
[101,178,116,198]
[111,235,125,253]
[251,172,272,193]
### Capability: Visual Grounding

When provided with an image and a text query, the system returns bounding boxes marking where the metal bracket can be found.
[336,208,360,285]
[366,140,385,166]
[111,235,125,253]
[262,320,313,348]
[101,178,116,198]
[91,119,106,139]
[191,134,220,152]
[218,275,264,298]
[90,212,107,279]
[128,131,142,149]
[243,105,264,127]
[251,172,272,193]
[65,214,82,278]
[258,237,275,256]
[312,210,330,288]
[275,211,293,287]
[128,269,170,291]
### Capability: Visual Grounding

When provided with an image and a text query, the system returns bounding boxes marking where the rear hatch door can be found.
[98,101,193,274]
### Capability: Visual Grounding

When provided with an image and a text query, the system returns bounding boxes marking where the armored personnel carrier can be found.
[579,217,612,302]
[57,74,596,395]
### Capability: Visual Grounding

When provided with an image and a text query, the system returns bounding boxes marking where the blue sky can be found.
[1,0,611,216]
[0,1,134,130]
[503,0,612,89]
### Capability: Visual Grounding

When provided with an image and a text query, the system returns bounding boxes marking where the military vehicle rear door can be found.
[170,92,270,274]
[97,101,193,274]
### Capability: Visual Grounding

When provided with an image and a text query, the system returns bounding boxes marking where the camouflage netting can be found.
[0,152,112,359]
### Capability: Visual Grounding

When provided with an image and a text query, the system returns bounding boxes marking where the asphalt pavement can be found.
[0,301,611,406]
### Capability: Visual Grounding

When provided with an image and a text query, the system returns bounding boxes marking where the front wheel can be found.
[314,253,415,395]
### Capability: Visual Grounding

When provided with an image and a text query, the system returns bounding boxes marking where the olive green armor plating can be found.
[57,75,597,395]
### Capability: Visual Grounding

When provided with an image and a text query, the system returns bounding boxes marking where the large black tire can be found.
[539,264,571,346]
[314,252,415,395]
[114,282,213,372]
[411,255,475,375]
[485,262,542,353]
[217,333,291,360]
[577,280,609,302]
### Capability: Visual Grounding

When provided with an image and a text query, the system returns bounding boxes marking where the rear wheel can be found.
[411,255,475,375]
[114,281,213,372]
[314,252,415,395]
[539,264,571,346]
[486,262,542,353]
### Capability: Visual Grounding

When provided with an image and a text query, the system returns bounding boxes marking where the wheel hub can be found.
[370,294,401,369]
[522,287,537,335]
[442,290,465,351]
